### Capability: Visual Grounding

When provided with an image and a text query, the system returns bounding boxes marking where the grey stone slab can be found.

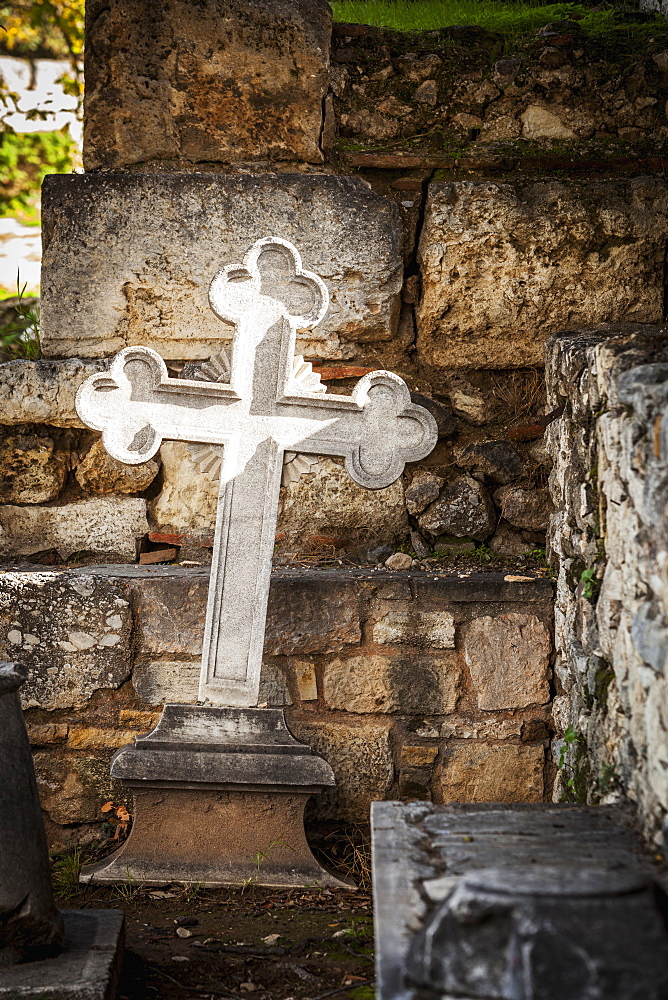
[372,803,668,1000]
[40,173,404,361]
[0,909,125,1000]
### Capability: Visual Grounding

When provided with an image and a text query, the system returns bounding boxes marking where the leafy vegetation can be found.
[0,128,75,220]
[0,277,40,359]
[330,0,668,43]
[0,2,83,287]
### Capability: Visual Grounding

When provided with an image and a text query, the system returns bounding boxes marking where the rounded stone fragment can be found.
[385,552,413,571]
[0,431,69,504]
[75,438,160,495]
[419,476,496,541]
[405,471,444,515]
[494,485,553,531]
[457,440,524,484]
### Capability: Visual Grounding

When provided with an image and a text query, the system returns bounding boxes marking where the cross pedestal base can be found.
[80,706,351,889]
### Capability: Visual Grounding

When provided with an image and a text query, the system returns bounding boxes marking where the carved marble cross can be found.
[77,238,437,707]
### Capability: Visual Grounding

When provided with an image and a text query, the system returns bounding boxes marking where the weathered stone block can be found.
[0,359,106,428]
[494,485,553,531]
[66,727,139,750]
[0,497,148,561]
[265,577,362,655]
[32,751,120,825]
[84,0,331,169]
[434,742,545,803]
[76,438,160,495]
[463,613,551,710]
[418,178,668,368]
[372,611,455,648]
[148,441,219,538]
[0,431,69,503]
[323,653,461,714]
[0,572,133,709]
[132,660,200,705]
[41,173,403,361]
[293,661,318,702]
[133,571,362,657]
[277,458,407,553]
[289,716,394,822]
[418,475,496,541]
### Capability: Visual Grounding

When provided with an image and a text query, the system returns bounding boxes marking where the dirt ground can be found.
[63,882,374,1000]
[54,829,375,1000]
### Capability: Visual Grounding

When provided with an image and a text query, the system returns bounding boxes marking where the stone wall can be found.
[546,325,668,848]
[4,4,668,566]
[0,566,553,849]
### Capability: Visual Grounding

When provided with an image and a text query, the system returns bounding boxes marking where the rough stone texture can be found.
[418,475,496,540]
[290,716,394,822]
[494,484,553,531]
[9,565,553,839]
[417,179,668,368]
[372,611,455,648]
[41,173,403,361]
[457,441,524,485]
[434,742,545,803]
[0,910,125,1000]
[546,324,668,845]
[404,472,443,515]
[148,442,218,538]
[277,458,407,554]
[463,614,551,710]
[0,430,69,504]
[323,653,461,714]
[76,438,160,495]
[0,359,107,428]
[84,0,331,169]
[0,573,132,709]
[373,803,668,1000]
[0,497,148,561]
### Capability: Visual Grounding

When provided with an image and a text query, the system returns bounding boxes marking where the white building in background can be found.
[0,56,81,295]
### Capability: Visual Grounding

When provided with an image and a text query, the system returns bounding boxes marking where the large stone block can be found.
[434,742,545,803]
[40,173,403,361]
[289,715,394,822]
[84,0,331,169]
[131,658,292,708]
[323,652,461,714]
[0,430,69,503]
[0,497,148,561]
[463,613,551,710]
[277,457,407,554]
[132,570,362,657]
[417,178,668,368]
[0,359,106,428]
[0,572,132,709]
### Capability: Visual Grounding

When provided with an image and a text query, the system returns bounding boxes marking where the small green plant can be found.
[597,761,618,797]
[579,566,599,601]
[241,839,296,891]
[528,546,547,565]
[51,846,82,900]
[0,275,40,359]
[111,866,144,903]
[557,725,590,803]
[473,543,495,563]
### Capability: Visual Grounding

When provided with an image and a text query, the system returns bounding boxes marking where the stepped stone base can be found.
[0,910,124,1000]
[81,704,350,889]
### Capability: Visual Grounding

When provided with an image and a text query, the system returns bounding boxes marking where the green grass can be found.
[329,1,666,40]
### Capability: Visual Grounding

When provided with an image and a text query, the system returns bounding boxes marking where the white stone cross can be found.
[77,237,437,707]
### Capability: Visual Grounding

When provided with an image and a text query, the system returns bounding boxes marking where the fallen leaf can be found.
[116,805,131,822]
[261,933,281,945]
[172,955,190,962]
[101,801,114,813]
[240,983,257,992]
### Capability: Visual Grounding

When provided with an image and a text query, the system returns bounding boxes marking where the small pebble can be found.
[385,552,413,571]
[176,927,192,938]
